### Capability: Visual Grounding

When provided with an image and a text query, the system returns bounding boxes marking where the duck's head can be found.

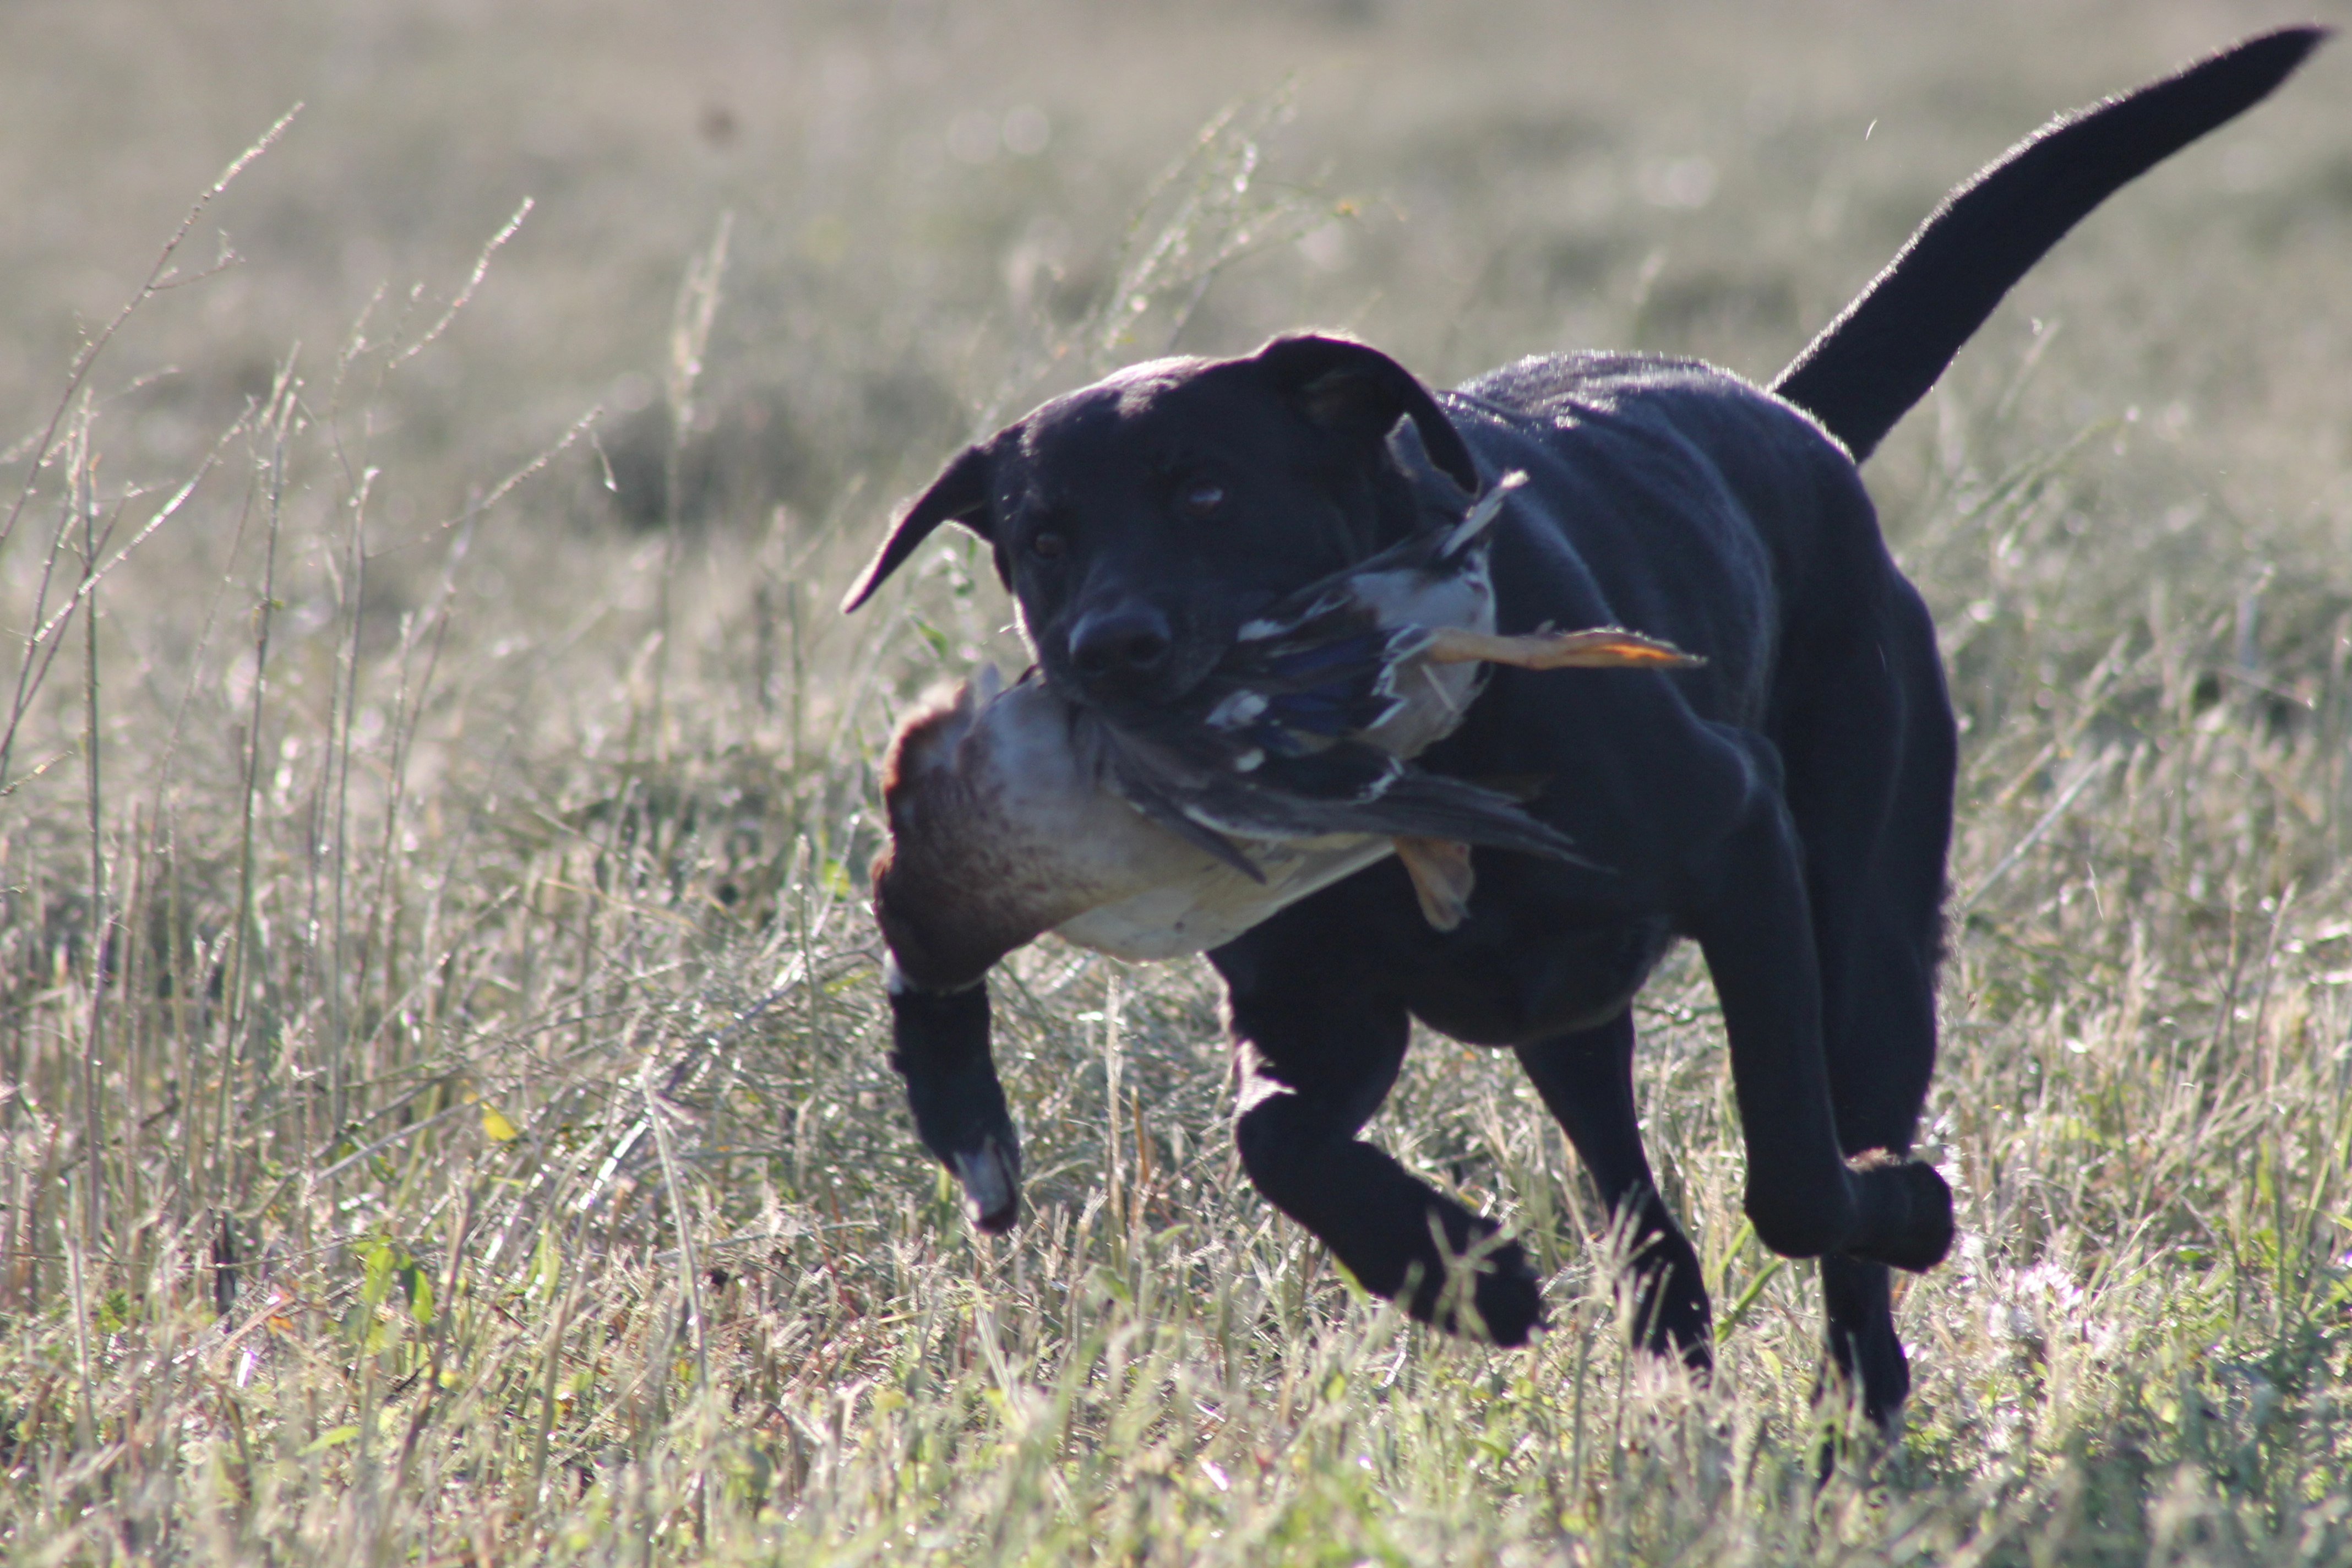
[842,335,1479,715]
[871,669,1173,990]
[870,680,1001,992]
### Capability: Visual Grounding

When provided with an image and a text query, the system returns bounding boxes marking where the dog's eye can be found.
[1029,530,1066,559]
[1180,482,1226,516]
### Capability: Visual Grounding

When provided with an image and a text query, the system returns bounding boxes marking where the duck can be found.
[871,470,1698,994]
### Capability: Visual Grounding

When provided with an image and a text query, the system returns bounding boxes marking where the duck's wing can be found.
[1193,474,1532,754]
[1099,755,1272,881]
[1239,743,1590,864]
[1199,607,1435,757]
[1102,718,1587,868]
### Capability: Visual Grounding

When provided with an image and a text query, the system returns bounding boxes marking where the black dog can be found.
[844,30,2322,1429]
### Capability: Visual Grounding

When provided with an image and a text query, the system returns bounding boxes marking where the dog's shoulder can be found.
[1452,350,1721,410]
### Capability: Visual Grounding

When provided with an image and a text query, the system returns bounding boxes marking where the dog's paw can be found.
[1403,1231,1545,1344]
[951,1133,1022,1233]
[1846,1155,1953,1273]
[1626,1233,1715,1371]
[1468,1239,1546,1346]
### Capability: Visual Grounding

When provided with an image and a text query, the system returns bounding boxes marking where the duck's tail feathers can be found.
[1189,743,1590,864]
[1332,769,1592,865]
[1771,26,2326,464]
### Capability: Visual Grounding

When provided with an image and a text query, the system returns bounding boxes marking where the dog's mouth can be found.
[1046,599,1247,714]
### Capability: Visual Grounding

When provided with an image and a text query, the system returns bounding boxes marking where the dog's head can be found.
[842,334,1477,713]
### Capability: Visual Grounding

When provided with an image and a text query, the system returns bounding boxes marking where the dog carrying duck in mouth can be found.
[870,468,1701,992]
[843,29,2325,1432]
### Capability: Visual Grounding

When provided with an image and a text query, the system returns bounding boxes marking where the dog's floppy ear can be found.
[841,441,996,612]
[1248,333,1478,492]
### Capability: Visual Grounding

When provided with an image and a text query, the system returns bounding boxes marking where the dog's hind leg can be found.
[1816,1256,1905,1436]
[1811,899,1945,1432]
[1213,932,1545,1344]
[1515,1016,1711,1373]
[1776,569,1957,1430]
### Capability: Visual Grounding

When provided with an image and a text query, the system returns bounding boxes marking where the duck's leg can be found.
[886,962,1021,1232]
[1211,924,1543,1343]
[1422,625,1701,670]
[1392,836,1475,929]
[1513,1015,1711,1371]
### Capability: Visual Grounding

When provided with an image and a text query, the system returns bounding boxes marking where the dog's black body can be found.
[847,30,2323,1428]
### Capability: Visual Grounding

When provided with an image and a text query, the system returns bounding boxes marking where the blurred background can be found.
[7,0,2347,536]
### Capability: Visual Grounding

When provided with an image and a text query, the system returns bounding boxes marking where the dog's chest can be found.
[1403,896,1677,1046]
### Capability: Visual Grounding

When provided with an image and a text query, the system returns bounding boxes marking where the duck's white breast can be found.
[1052,834,1394,961]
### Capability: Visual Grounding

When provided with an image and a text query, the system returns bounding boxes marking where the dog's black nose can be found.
[1068,604,1173,693]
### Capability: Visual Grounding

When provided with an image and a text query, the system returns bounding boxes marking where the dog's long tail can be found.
[1772,25,2326,463]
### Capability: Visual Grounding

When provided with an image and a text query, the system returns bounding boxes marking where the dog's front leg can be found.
[1216,942,1544,1344]
[1686,791,1952,1273]
[885,962,1021,1232]
[1515,1017,1711,1371]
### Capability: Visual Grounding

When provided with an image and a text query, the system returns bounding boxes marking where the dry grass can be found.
[2,1,2349,1562]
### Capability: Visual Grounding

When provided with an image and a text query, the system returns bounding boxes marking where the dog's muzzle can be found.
[1066,602,1175,703]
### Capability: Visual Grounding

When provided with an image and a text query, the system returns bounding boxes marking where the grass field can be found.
[4,1,2351,1561]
